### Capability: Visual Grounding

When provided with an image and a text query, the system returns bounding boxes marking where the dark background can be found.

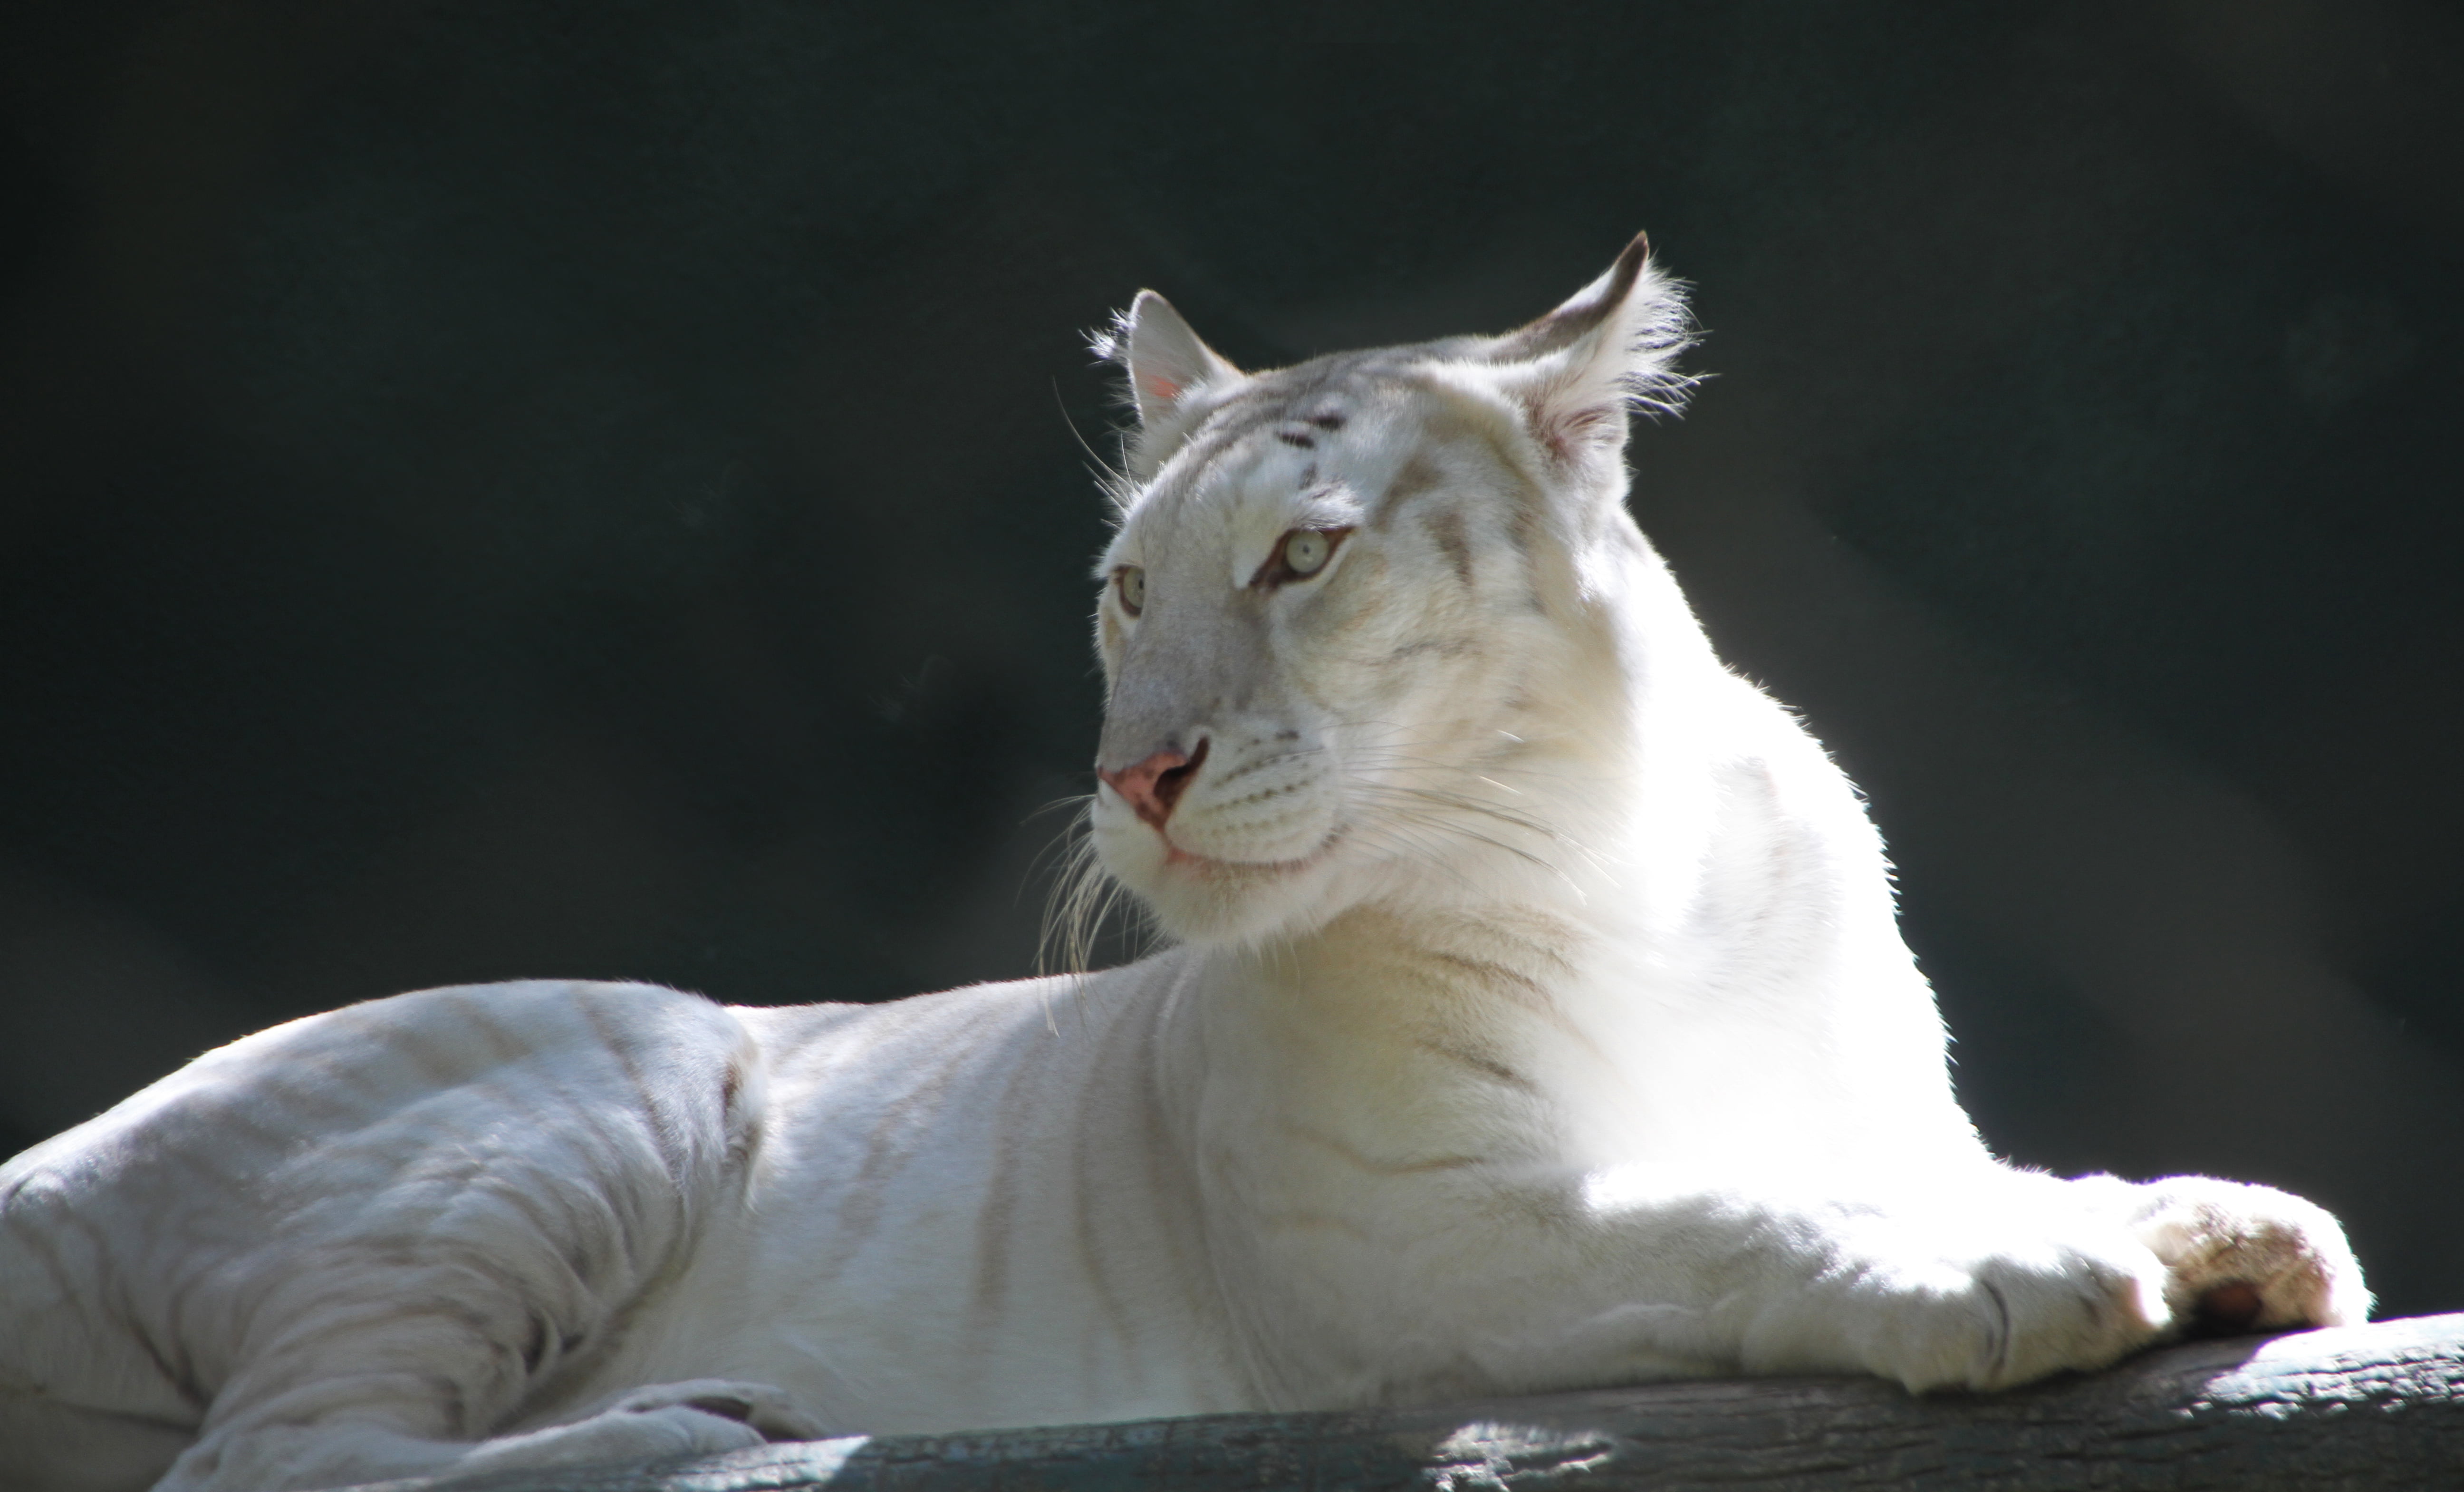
[5,2,2462,1315]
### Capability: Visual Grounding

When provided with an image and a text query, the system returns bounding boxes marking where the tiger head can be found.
[1085,235,1696,948]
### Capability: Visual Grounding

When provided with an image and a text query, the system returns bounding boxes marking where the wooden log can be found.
[366,1314,2464,1492]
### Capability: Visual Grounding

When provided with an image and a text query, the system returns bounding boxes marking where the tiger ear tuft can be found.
[1095,291,1243,430]
[1484,232,1697,473]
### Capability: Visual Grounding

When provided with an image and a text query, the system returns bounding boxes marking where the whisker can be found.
[1348,793,1597,899]
[1036,807,1145,979]
[1351,782,1592,856]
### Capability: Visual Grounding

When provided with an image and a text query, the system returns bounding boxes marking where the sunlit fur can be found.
[0,239,2366,1492]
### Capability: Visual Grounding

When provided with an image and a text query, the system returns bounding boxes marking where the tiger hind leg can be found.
[156,1379,823,1492]
[1,981,799,1492]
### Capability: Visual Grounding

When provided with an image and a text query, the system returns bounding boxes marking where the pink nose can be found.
[1098,740,1209,830]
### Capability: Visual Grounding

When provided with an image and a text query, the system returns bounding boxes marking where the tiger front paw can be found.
[2109,1174,2369,1336]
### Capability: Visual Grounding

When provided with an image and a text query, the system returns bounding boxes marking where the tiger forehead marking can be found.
[1374,455,1445,519]
[1140,373,1517,560]
[1425,507,1475,588]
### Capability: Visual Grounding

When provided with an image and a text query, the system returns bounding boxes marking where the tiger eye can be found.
[1117,565,1145,614]
[1282,530,1331,576]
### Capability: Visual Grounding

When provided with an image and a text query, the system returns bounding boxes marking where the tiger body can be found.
[0,238,2365,1492]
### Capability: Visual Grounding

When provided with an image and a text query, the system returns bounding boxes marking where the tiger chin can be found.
[0,235,2367,1492]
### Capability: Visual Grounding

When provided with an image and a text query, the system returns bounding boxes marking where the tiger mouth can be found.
[1157,826,1344,877]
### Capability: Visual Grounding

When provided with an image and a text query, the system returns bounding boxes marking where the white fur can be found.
[0,238,2365,1492]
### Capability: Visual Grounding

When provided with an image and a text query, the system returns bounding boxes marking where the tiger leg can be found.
[2,981,807,1492]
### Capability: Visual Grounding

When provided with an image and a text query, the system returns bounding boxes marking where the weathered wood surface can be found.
[368,1313,2464,1492]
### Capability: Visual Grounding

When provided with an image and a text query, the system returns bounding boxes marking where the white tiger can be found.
[0,236,2366,1492]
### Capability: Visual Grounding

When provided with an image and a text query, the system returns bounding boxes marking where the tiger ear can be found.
[1484,232,1695,474]
[1101,291,1243,430]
